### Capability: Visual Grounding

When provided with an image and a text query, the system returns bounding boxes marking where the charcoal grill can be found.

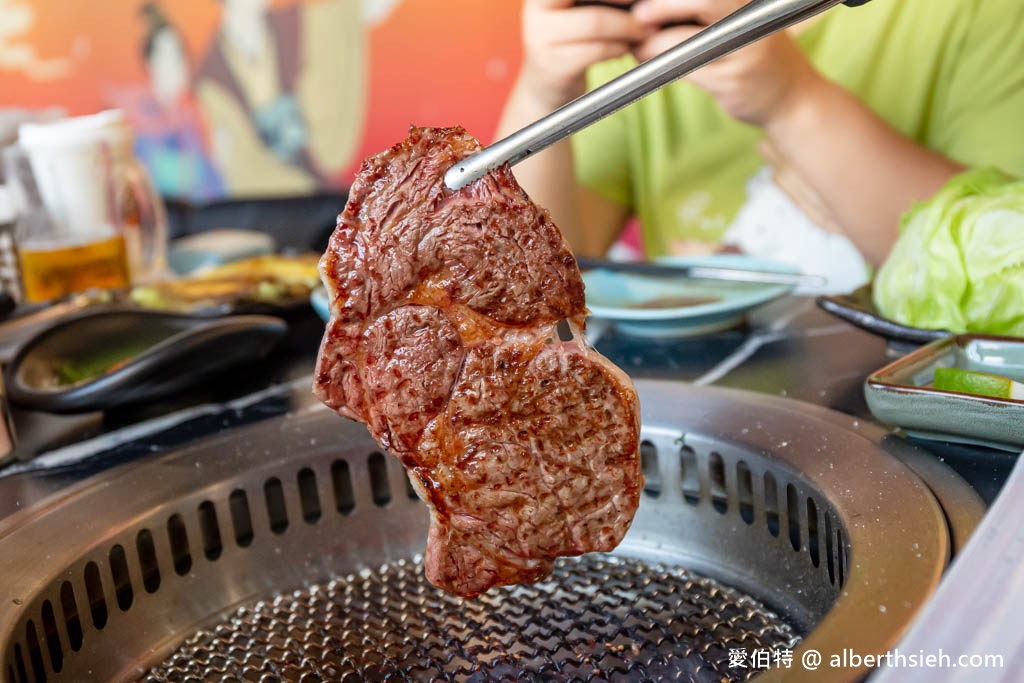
[0,381,983,682]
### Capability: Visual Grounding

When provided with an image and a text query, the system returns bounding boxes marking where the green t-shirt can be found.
[573,0,1024,258]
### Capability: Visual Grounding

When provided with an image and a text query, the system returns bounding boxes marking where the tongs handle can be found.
[445,0,859,190]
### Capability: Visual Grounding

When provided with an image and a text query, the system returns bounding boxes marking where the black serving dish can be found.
[816,284,950,345]
[4,309,287,413]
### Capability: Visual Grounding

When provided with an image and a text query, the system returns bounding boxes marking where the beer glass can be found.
[4,111,168,303]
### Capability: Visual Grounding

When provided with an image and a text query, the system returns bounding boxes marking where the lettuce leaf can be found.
[874,168,1024,335]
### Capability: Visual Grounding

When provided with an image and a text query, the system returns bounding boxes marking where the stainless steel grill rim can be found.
[0,381,976,683]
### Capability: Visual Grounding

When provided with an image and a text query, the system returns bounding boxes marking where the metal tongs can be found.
[574,256,826,287]
[445,0,871,191]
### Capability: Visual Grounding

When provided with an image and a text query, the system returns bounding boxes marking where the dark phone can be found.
[572,0,699,28]
[573,1,638,9]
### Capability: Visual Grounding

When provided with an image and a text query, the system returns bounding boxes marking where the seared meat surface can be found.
[315,126,641,596]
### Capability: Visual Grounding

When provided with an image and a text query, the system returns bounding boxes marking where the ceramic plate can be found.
[4,309,287,413]
[865,334,1024,452]
[311,286,329,322]
[816,284,949,345]
[582,255,797,338]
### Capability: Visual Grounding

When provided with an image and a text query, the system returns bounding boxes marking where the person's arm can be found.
[496,0,642,256]
[761,77,963,267]
[632,0,964,266]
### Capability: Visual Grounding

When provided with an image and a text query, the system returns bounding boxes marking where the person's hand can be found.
[518,0,649,111]
[631,0,822,127]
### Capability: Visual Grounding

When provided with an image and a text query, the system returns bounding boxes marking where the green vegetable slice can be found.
[932,367,1024,399]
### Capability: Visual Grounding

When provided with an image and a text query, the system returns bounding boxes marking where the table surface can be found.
[0,295,1018,520]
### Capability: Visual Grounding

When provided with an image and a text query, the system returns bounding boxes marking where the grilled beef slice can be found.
[315,126,641,596]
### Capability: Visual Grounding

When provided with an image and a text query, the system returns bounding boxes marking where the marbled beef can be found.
[314,126,641,596]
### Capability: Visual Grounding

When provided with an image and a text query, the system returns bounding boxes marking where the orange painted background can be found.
[1,0,523,198]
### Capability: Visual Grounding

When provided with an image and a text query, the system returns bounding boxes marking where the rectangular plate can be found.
[865,334,1024,452]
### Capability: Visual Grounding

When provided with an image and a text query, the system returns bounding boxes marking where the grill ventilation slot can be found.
[83,562,107,630]
[825,515,837,584]
[709,452,728,514]
[198,502,223,561]
[39,602,61,674]
[229,489,254,548]
[786,483,801,552]
[297,468,322,524]
[764,472,781,537]
[331,460,355,514]
[263,478,289,534]
[13,644,26,683]
[737,461,755,525]
[167,515,192,576]
[368,452,391,506]
[108,545,133,611]
[679,446,700,505]
[837,529,847,585]
[58,583,81,652]
[25,621,43,683]
[640,440,661,497]
[136,530,160,594]
[807,497,821,568]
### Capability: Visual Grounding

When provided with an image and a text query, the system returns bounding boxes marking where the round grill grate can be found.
[143,554,800,683]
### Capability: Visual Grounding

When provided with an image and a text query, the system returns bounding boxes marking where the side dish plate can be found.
[582,255,797,338]
[816,284,949,345]
[865,334,1024,452]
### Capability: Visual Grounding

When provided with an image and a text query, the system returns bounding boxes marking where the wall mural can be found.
[0,0,521,202]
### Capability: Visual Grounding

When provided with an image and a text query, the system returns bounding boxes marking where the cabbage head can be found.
[874,168,1024,336]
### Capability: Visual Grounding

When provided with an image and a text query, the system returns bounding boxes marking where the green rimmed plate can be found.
[582,255,798,338]
[865,334,1024,452]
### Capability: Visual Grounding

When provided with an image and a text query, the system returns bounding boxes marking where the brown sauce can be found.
[627,295,721,309]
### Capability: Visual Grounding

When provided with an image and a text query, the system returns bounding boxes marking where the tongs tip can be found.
[444,163,473,192]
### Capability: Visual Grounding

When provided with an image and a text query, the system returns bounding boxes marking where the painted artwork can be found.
[0,0,521,201]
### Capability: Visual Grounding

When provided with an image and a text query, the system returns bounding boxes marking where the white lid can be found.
[18,109,132,151]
